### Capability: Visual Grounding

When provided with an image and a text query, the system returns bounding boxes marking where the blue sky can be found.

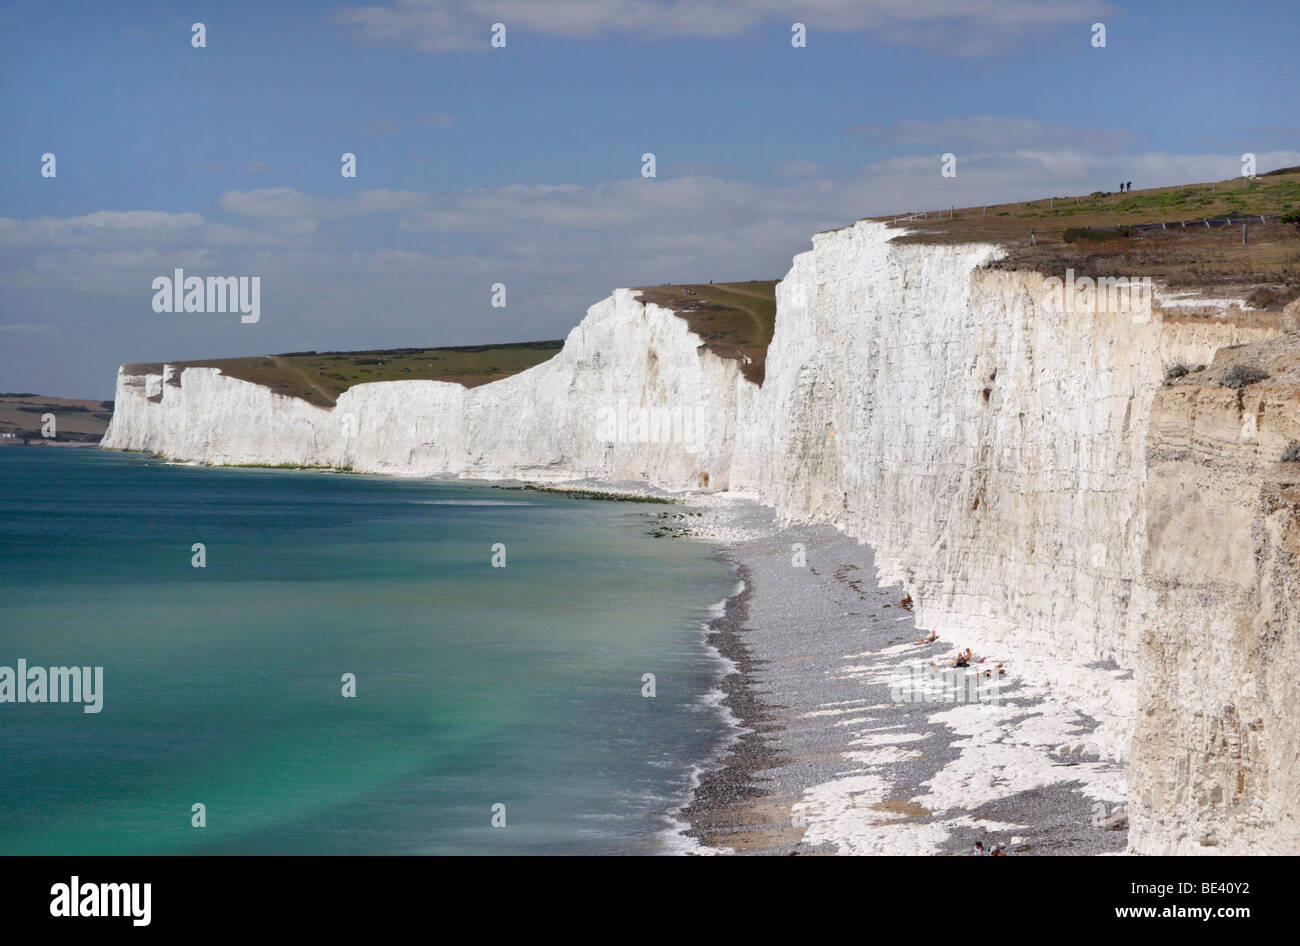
[2,0,1298,397]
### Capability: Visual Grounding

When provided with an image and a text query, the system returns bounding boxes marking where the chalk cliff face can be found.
[735,224,1278,663]
[728,224,1285,806]
[105,290,745,491]
[103,220,1297,854]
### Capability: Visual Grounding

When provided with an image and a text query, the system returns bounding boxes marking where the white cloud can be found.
[217,187,432,219]
[334,0,1115,54]
[0,211,205,247]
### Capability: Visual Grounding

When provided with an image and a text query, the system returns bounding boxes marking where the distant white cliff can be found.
[105,290,747,489]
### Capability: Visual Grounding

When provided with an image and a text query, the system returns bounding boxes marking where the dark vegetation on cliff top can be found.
[1219,363,1271,389]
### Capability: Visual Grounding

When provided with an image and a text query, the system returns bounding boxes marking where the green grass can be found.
[884,167,1300,248]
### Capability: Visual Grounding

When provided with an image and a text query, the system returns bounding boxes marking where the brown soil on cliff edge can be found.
[122,340,565,409]
[633,281,779,386]
[875,168,1300,308]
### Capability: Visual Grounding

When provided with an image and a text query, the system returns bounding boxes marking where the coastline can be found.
[679,496,1132,856]
[82,451,1133,855]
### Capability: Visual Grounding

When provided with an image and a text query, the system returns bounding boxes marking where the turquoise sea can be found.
[0,448,735,855]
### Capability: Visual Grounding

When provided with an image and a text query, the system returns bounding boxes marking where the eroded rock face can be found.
[1130,335,1300,854]
[103,220,1299,853]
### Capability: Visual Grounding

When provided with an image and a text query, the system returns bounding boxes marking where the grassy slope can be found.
[875,168,1300,306]
[122,340,565,409]
[633,281,779,384]
[0,394,113,442]
[877,167,1300,241]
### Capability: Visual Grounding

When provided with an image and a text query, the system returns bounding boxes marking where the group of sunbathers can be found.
[912,632,1006,677]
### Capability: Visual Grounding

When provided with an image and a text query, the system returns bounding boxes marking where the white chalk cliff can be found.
[103,221,1299,854]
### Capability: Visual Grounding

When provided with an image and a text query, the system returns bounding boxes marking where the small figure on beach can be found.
[971,841,985,856]
[914,629,937,645]
[899,594,913,611]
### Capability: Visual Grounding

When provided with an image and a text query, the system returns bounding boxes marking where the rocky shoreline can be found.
[680,497,1131,856]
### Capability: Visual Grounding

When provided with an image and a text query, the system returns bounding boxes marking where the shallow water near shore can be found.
[0,449,735,855]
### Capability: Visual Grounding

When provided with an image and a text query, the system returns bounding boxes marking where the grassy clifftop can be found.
[633,280,779,385]
[123,340,565,409]
[877,167,1300,307]
[877,167,1300,242]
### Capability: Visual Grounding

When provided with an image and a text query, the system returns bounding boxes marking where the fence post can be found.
[1243,222,1247,245]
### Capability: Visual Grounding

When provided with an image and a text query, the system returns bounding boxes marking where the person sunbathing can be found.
[914,630,937,645]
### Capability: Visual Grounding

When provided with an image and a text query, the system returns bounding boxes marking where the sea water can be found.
[0,448,735,855]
